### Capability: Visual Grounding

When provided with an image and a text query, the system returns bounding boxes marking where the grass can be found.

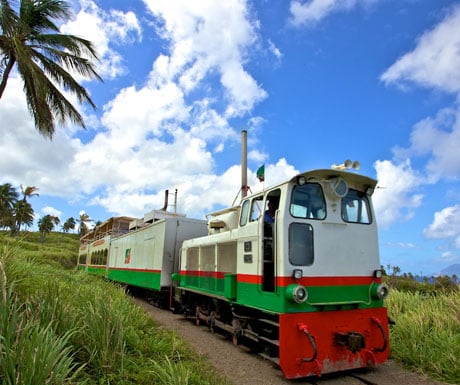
[0,232,231,385]
[1,231,459,384]
[386,289,460,384]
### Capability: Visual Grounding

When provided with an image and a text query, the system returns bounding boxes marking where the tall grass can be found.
[0,257,83,384]
[7,231,459,384]
[386,290,460,384]
[0,234,231,385]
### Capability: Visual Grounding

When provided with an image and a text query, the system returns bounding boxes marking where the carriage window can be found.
[290,183,326,219]
[341,189,372,224]
[289,223,314,266]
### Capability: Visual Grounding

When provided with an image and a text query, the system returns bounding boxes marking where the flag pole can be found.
[241,130,249,198]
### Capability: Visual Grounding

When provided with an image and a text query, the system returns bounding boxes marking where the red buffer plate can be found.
[279,307,390,379]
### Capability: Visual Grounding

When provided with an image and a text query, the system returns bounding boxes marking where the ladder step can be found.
[259,318,279,327]
[259,336,279,346]
[258,352,280,365]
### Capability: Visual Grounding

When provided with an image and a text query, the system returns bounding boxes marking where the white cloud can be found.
[268,39,282,60]
[423,204,460,248]
[42,206,63,219]
[392,105,460,182]
[289,0,377,26]
[381,5,460,93]
[248,149,266,164]
[372,159,424,228]
[384,242,417,249]
[144,0,267,115]
[0,78,82,197]
[438,251,457,262]
[61,0,142,80]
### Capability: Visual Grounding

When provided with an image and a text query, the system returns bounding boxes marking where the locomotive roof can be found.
[292,168,378,190]
[241,168,377,202]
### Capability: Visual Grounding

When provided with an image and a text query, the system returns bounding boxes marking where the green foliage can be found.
[38,214,61,241]
[383,264,459,294]
[387,290,460,384]
[149,354,191,385]
[0,234,230,385]
[0,0,102,138]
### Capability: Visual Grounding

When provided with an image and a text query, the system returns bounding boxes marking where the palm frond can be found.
[0,0,102,138]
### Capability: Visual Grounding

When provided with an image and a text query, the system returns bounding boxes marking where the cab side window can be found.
[250,196,263,222]
[240,199,250,226]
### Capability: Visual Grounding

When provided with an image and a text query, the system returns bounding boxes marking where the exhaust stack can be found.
[162,189,169,211]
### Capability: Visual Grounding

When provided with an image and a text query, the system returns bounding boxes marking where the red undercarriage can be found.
[279,307,390,379]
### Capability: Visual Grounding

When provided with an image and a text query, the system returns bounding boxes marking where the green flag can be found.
[256,165,265,182]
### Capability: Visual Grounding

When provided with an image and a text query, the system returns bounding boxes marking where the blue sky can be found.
[1,0,460,275]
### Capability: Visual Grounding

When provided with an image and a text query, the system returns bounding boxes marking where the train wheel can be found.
[209,311,217,334]
[246,322,259,353]
[195,306,201,326]
[232,319,241,346]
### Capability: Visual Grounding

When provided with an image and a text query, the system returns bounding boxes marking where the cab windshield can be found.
[341,189,372,224]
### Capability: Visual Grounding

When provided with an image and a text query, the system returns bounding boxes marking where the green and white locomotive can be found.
[78,163,390,379]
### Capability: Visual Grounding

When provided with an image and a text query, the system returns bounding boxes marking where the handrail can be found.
[371,316,387,352]
[297,324,318,362]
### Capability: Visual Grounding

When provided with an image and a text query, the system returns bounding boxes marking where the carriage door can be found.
[262,189,281,292]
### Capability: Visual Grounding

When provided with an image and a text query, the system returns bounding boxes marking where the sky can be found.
[1,0,460,276]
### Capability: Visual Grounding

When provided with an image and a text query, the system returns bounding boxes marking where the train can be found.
[77,135,390,379]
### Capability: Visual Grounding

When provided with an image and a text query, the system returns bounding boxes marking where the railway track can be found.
[133,297,448,385]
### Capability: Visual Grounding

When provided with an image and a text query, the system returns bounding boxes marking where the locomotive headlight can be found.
[286,284,308,304]
[371,282,389,300]
[373,269,383,278]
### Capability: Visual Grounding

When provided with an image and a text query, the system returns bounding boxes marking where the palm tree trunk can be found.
[0,56,16,99]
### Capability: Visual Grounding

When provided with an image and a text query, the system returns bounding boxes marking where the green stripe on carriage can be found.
[87,266,107,276]
[108,269,162,290]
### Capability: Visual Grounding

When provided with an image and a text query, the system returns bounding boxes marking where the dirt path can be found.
[133,298,451,385]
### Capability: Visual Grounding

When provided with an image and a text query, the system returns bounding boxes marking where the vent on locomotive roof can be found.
[207,206,240,234]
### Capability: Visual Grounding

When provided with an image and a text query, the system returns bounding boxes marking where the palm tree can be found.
[0,182,18,229]
[10,199,34,235]
[0,0,102,138]
[14,184,39,234]
[77,212,92,236]
[37,213,59,241]
[62,216,76,232]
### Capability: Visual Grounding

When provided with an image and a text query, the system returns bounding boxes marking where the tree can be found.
[37,214,59,241]
[0,182,18,229]
[13,184,39,234]
[77,212,92,236]
[0,0,102,138]
[10,199,34,235]
[62,216,76,232]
